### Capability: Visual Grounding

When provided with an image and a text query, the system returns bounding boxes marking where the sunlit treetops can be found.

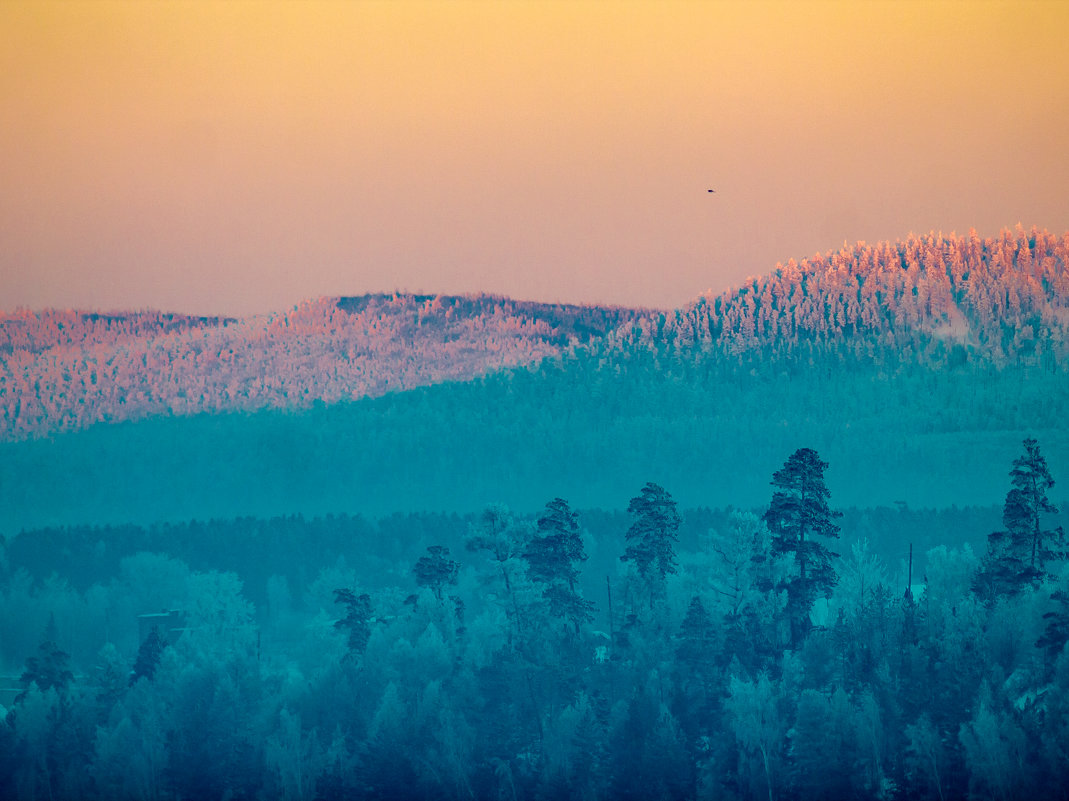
[2,226,1067,441]
[0,294,643,441]
[618,225,1069,366]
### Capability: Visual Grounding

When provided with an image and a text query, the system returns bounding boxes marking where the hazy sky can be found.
[3,0,1068,316]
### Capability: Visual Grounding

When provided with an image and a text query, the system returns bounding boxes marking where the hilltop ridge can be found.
[1,226,1067,444]
[0,294,645,440]
[3,226,1069,528]
[620,225,1069,367]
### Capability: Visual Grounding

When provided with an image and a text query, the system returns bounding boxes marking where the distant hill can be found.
[0,295,644,441]
[618,225,1069,366]
[1,226,1067,530]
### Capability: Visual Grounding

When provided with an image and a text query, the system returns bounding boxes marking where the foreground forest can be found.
[1,439,1068,800]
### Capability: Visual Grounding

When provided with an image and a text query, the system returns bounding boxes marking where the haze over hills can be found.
[1,226,1068,530]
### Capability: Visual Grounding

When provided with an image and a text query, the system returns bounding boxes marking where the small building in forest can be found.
[137,610,187,646]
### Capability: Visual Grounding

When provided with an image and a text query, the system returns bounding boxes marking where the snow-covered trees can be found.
[0,295,643,441]
[0,459,1066,799]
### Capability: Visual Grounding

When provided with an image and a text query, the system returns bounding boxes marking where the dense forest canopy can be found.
[1,443,1067,800]
[0,294,645,441]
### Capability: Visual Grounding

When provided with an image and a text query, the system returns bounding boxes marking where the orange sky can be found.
[2,0,1068,315]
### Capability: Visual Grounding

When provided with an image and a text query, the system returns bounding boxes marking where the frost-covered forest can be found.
[1,441,1068,800]
[4,228,1069,531]
[0,296,642,440]
[2,227,1067,442]
[3,226,1069,799]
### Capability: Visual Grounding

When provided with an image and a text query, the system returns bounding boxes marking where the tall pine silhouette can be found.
[763,448,841,646]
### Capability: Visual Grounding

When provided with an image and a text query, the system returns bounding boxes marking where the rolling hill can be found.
[1,226,1067,532]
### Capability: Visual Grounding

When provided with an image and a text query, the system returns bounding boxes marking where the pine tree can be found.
[524,498,595,633]
[763,448,841,646]
[621,482,682,608]
[130,625,167,684]
[333,589,374,658]
[17,616,74,701]
[1037,591,1069,661]
[414,545,460,601]
[1005,438,1064,575]
[525,498,584,588]
[976,438,1065,597]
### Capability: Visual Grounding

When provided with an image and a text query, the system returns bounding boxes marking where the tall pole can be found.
[606,575,615,649]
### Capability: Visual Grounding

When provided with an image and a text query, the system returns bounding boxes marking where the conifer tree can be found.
[414,545,460,601]
[976,438,1065,597]
[1037,591,1069,661]
[763,447,841,646]
[676,596,715,671]
[621,483,682,608]
[525,498,584,588]
[675,596,718,705]
[524,498,595,632]
[130,626,167,684]
[333,589,374,657]
[17,616,74,701]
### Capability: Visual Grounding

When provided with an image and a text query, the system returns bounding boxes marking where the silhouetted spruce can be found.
[524,498,595,633]
[333,589,374,658]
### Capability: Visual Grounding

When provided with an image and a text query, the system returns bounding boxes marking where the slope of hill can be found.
[0,295,642,441]
[1,226,1067,531]
[617,225,1069,366]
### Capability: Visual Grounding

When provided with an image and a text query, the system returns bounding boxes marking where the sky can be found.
[2,0,1068,317]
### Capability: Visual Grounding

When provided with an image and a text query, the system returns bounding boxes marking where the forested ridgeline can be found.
[2,226,1067,444]
[2,441,1068,800]
[620,225,1069,366]
[3,227,1068,532]
[2,336,1067,532]
[0,295,643,441]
